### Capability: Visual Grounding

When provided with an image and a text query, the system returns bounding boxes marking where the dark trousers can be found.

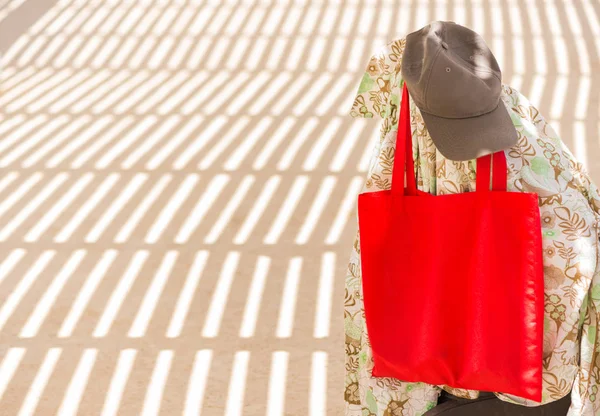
[423,390,572,415]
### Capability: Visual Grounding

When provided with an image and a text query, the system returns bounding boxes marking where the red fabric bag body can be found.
[357,83,545,402]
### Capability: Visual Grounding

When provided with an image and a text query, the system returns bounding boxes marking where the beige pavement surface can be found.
[0,0,599,415]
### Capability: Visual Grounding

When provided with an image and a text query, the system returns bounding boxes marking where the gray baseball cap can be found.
[401,21,518,161]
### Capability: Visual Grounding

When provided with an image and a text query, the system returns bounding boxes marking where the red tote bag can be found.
[357,82,545,402]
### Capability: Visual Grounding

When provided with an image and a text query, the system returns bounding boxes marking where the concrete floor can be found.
[0,0,598,415]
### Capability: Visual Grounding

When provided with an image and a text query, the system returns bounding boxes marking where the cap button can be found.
[441,41,448,49]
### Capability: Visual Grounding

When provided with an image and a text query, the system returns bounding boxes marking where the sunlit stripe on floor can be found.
[205,175,254,244]
[202,251,240,338]
[490,0,504,69]
[0,249,27,288]
[155,74,210,115]
[248,73,293,116]
[58,250,117,337]
[90,37,122,69]
[166,251,208,338]
[199,117,250,170]
[224,351,249,416]
[550,75,568,120]
[305,36,326,72]
[271,73,312,116]
[0,67,31,92]
[84,174,147,243]
[17,348,62,416]
[168,37,194,70]
[452,0,466,25]
[5,71,72,112]
[0,172,20,204]
[93,251,149,338]
[175,174,229,243]
[260,6,286,37]
[0,116,26,138]
[0,0,28,23]
[50,116,120,168]
[175,72,226,114]
[234,175,280,245]
[435,0,449,20]
[296,176,336,245]
[292,74,333,116]
[225,71,271,115]
[120,117,181,168]
[130,38,161,69]
[310,351,327,416]
[163,116,219,170]
[21,117,91,168]
[314,252,335,339]
[141,350,173,416]
[115,72,171,113]
[574,121,588,169]
[358,128,380,172]
[114,175,172,243]
[415,1,431,31]
[0,251,55,332]
[581,0,600,57]
[0,116,69,167]
[20,250,86,338]
[70,116,135,169]
[184,350,212,416]
[110,39,140,70]
[277,117,319,171]
[0,116,46,154]
[330,121,365,172]
[91,72,151,113]
[276,257,302,338]
[267,351,289,416]
[28,70,92,112]
[146,116,204,169]
[24,174,94,242]
[0,348,26,402]
[202,72,251,115]
[100,349,137,416]
[325,176,364,245]
[347,37,365,73]
[56,349,97,416]
[129,251,178,338]
[54,174,120,242]
[264,175,308,245]
[144,174,199,244]
[315,75,353,116]
[252,117,296,170]
[136,72,189,113]
[95,117,158,168]
[239,256,270,338]
[575,76,591,117]
[527,75,546,112]
[224,117,274,171]
[49,71,112,112]
[508,2,525,76]
[302,118,343,170]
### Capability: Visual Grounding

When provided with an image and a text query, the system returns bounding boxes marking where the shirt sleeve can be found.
[348,39,403,119]
[567,160,600,414]
[544,126,600,414]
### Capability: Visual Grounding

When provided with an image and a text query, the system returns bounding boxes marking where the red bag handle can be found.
[391,82,508,195]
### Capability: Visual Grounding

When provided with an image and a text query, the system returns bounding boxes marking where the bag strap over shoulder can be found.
[392,82,508,195]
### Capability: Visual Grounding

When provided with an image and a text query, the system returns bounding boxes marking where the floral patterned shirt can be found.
[345,37,600,416]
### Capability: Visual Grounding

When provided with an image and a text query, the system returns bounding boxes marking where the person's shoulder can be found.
[349,37,405,119]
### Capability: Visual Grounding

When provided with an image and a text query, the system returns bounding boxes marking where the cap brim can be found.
[419,100,518,161]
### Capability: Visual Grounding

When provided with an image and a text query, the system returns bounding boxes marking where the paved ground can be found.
[0,0,598,415]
